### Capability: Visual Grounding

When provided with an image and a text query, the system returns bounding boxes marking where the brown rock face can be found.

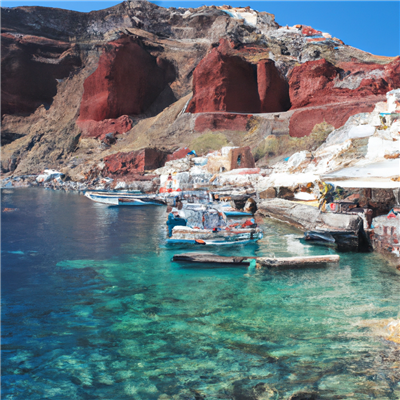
[259,187,276,199]
[289,58,400,110]
[78,36,166,122]
[187,40,291,115]
[76,116,133,140]
[103,148,167,177]
[257,59,291,112]
[1,32,81,115]
[287,57,400,136]
[166,147,191,161]
[186,40,261,114]
[289,97,383,137]
[289,59,338,109]
[194,113,250,132]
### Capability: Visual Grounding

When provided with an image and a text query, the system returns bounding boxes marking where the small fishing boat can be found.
[166,204,263,245]
[84,191,167,206]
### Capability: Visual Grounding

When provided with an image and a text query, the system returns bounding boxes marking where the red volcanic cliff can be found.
[287,57,400,136]
[289,58,400,109]
[187,40,291,114]
[103,148,167,177]
[78,37,166,122]
[1,32,81,115]
[289,98,383,138]
[257,59,291,112]
[186,40,261,114]
[2,2,400,177]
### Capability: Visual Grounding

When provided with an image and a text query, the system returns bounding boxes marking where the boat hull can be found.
[84,192,166,206]
[167,226,263,246]
[166,238,260,246]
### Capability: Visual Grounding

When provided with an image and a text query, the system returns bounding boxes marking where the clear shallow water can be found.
[2,188,400,400]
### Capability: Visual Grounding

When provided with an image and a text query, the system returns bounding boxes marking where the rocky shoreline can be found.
[1,1,399,265]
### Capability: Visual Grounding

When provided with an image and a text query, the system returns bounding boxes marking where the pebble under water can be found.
[2,188,400,399]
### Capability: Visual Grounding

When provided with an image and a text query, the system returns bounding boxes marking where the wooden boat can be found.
[172,252,340,268]
[84,191,167,206]
[166,205,263,245]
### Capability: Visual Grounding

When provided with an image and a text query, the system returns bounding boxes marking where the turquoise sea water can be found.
[2,188,399,399]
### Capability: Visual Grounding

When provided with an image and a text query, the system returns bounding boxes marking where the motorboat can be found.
[84,191,167,206]
[166,204,263,245]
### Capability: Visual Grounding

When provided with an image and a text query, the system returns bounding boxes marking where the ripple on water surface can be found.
[2,188,400,399]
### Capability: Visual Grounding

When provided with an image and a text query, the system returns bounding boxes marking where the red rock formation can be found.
[103,148,167,177]
[76,115,133,139]
[289,97,384,137]
[1,32,81,115]
[166,147,191,161]
[186,39,261,113]
[78,36,166,122]
[289,59,338,109]
[301,26,322,36]
[257,59,291,112]
[287,58,400,136]
[194,113,250,132]
[289,58,400,110]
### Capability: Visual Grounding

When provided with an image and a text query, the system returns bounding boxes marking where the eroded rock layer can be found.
[1,1,399,177]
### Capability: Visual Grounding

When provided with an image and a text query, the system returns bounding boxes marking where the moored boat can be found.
[166,204,263,245]
[84,191,167,206]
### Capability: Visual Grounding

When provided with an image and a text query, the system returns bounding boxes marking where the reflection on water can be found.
[2,188,400,399]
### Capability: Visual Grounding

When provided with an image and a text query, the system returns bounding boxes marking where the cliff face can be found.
[1,1,399,177]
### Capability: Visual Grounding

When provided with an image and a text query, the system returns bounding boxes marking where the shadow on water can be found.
[2,188,400,399]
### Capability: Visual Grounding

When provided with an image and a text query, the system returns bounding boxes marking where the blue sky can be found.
[2,1,399,57]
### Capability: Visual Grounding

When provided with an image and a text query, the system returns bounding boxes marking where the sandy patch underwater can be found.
[2,188,400,399]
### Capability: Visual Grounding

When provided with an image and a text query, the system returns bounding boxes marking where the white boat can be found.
[84,191,166,206]
[166,205,263,245]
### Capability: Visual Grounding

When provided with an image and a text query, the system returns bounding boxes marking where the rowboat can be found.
[84,191,167,206]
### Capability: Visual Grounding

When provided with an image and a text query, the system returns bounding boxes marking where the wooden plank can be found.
[172,253,340,268]
[172,253,250,265]
[257,255,340,267]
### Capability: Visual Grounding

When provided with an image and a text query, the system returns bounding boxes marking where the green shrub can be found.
[252,135,279,161]
[253,121,334,161]
[190,133,229,155]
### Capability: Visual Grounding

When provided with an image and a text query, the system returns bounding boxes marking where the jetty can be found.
[172,252,340,268]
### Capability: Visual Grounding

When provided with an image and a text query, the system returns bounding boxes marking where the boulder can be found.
[186,39,261,113]
[257,59,291,112]
[77,115,133,139]
[36,169,64,183]
[278,187,294,200]
[256,198,357,231]
[103,148,167,177]
[166,147,191,161]
[78,36,166,122]
[244,197,257,213]
[259,187,276,199]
